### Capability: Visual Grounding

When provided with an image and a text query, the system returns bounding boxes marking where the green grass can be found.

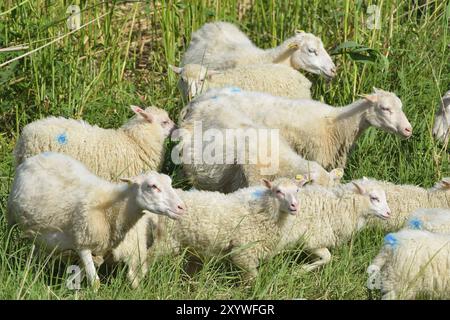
[0,0,449,299]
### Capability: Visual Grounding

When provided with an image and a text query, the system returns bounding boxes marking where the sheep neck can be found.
[262,38,297,67]
[120,121,165,170]
[323,99,372,167]
[100,184,143,248]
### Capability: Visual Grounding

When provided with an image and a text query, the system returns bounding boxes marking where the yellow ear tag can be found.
[295,174,304,181]
[335,169,344,178]
[288,43,299,49]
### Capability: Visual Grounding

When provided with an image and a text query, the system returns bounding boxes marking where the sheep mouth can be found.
[379,214,391,220]
[289,209,298,215]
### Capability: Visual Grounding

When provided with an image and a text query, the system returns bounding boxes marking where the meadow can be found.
[0,0,449,299]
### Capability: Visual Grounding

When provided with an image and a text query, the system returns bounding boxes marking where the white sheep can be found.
[182,21,336,79]
[169,63,312,100]
[7,152,186,288]
[367,229,450,299]
[115,176,388,275]
[403,208,450,234]
[115,177,307,283]
[13,105,175,179]
[183,87,412,170]
[432,90,450,144]
[277,177,391,271]
[365,177,450,231]
[176,102,343,193]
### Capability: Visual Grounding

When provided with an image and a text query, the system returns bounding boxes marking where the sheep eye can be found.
[162,120,169,125]
[149,184,161,192]
[381,106,391,113]
[308,48,318,55]
[370,196,379,202]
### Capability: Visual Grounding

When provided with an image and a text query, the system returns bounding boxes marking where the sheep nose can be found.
[177,204,186,215]
[330,66,337,77]
[403,126,412,137]
[290,202,298,212]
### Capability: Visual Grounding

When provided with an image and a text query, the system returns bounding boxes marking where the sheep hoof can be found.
[91,278,101,292]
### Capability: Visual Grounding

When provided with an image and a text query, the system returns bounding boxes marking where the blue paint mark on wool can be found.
[56,133,68,145]
[251,188,265,199]
[383,233,399,248]
[408,218,423,230]
[229,87,241,93]
[211,96,218,100]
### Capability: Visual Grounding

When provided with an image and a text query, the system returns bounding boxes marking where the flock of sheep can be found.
[5,21,450,299]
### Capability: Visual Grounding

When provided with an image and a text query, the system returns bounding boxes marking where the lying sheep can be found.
[170,63,312,100]
[404,208,450,234]
[184,87,412,170]
[182,21,336,79]
[176,102,343,193]
[367,229,450,299]
[277,177,391,271]
[115,177,307,283]
[366,177,450,231]
[7,152,185,288]
[14,105,175,179]
[432,90,450,144]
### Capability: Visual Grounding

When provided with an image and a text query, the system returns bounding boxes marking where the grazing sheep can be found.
[367,229,450,300]
[404,208,450,234]
[170,63,312,100]
[277,177,391,271]
[176,103,343,193]
[13,105,175,180]
[184,87,412,170]
[7,152,185,288]
[365,177,450,231]
[116,177,307,283]
[432,90,450,144]
[182,21,336,79]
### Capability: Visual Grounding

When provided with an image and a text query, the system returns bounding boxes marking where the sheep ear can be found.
[120,177,134,184]
[330,168,344,182]
[205,69,222,79]
[295,174,309,187]
[288,42,299,50]
[169,65,183,74]
[440,178,450,189]
[352,181,366,195]
[262,178,273,189]
[131,105,154,123]
[359,93,378,103]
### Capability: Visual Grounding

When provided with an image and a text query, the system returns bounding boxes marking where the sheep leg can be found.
[78,249,100,289]
[302,248,331,272]
[232,253,259,285]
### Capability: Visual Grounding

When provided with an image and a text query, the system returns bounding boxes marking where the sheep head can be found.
[432,90,450,144]
[288,31,336,80]
[262,177,308,215]
[170,64,221,100]
[362,88,413,139]
[120,172,186,220]
[351,177,391,221]
[130,105,176,137]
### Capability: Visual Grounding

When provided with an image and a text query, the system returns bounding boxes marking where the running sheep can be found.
[183,87,412,170]
[366,177,450,231]
[277,177,391,270]
[367,229,450,300]
[115,177,308,283]
[432,90,450,144]
[13,105,175,180]
[170,63,311,100]
[7,152,186,288]
[182,21,336,79]
[175,102,343,193]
